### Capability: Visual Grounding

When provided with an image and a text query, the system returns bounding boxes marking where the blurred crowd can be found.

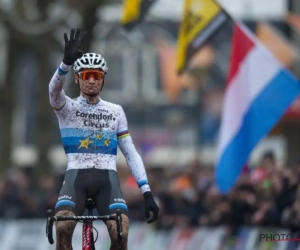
[1,151,300,235]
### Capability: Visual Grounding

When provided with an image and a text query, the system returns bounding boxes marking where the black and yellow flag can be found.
[120,0,157,30]
[177,0,229,73]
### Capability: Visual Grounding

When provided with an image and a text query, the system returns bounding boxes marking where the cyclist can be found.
[49,28,159,250]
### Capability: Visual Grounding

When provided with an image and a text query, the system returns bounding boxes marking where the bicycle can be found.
[46,198,123,250]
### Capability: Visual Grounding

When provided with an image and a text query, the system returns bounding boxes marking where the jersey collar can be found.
[78,95,101,105]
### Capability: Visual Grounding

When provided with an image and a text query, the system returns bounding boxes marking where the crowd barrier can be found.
[0,220,298,250]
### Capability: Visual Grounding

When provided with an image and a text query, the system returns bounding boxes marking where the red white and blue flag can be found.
[216,22,300,194]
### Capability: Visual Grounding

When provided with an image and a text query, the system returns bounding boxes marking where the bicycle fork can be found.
[83,207,95,250]
[82,223,92,250]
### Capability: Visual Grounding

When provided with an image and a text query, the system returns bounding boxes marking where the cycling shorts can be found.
[55,168,128,216]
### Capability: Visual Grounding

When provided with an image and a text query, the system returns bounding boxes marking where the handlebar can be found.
[46,209,123,245]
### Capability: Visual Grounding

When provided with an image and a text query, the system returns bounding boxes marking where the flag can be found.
[155,38,181,101]
[216,22,300,194]
[120,0,157,31]
[256,22,296,68]
[177,0,229,74]
[285,12,300,33]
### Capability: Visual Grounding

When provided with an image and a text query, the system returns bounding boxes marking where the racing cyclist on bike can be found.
[49,28,159,250]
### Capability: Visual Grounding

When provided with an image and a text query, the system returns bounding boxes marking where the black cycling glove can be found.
[63,28,87,65]
[143,191,159,223]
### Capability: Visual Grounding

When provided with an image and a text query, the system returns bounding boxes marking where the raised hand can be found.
[63,28,87,65]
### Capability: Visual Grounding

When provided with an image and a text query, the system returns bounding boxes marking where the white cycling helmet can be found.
[73,53,108,73]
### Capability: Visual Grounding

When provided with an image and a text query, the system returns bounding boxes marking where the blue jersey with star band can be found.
[61,128,118,155]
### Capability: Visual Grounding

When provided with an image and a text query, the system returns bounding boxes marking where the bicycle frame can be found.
[46,209,123,250]
[83,206,95,250]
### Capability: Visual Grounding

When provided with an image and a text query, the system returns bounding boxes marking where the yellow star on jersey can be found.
[78,137,93,149]
[104,139,111,146]
[96,134,103,140]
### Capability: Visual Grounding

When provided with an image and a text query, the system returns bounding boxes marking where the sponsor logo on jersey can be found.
[83,120,109,128]
[99,109,109,113]
[76,111,115,121]
[76,111,115,129]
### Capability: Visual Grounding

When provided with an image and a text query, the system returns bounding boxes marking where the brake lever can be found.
[116,209,123,244]
[46,209,54,244]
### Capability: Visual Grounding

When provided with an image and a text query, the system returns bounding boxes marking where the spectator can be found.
[0,151,300,236]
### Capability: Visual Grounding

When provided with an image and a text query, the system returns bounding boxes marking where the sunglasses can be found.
[78,70,105,81]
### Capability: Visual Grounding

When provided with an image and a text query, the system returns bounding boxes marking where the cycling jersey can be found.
[49,62,150,194]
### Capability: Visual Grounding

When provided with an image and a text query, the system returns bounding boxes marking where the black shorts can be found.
[55,168,128,216]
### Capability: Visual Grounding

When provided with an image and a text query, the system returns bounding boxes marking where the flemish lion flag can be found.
[120,0,157,30]
[177,0,229,73]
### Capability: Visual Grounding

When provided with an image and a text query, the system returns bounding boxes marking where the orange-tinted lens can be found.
[79,71,104,81]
